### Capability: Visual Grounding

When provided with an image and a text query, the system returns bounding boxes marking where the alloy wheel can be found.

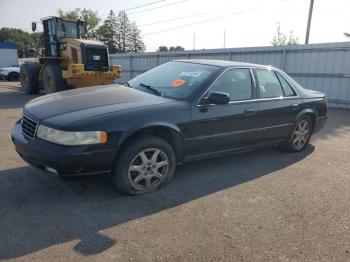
[292,119,310,150]
[128,148,169,190]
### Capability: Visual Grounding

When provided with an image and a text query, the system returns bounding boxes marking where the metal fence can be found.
[110,42,350,108]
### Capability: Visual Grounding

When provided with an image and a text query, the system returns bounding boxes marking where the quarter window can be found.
[275,72,296,97]
[256,69,284,98]
[209,68,253,101]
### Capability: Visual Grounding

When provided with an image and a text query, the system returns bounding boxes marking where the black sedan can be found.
[12,60,328,195]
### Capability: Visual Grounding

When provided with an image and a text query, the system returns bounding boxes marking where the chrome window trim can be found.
[273,69,299,98]
[196,66,300,107]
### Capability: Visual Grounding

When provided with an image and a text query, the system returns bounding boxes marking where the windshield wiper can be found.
[121,82,131,87]
[140,83,162,96]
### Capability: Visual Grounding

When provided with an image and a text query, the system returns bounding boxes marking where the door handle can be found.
[244,108,257,116]
[290,103,299,110]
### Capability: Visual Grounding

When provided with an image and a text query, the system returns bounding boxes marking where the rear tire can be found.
[8,72,20,81]
[282,115,312,152]
[20,63,40,94]
[112,135,176,195]
[43,64,66,93]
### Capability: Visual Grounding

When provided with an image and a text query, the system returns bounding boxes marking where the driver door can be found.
[185,68,259,158]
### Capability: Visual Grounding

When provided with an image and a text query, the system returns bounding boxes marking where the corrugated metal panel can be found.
[110,42,350,108]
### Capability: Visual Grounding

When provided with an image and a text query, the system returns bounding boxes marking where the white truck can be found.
[0,65,20,81]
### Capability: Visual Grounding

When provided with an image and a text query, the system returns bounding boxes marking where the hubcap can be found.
[292,119,310,149]
[128,148,169,190]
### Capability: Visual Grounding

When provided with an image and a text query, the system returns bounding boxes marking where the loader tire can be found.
[43,64,66,93]
[20,62,40,94]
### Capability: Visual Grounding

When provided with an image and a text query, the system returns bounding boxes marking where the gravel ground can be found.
[0,81,350,262]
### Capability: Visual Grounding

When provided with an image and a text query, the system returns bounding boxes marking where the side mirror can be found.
[31,22,37,32]
[205,92,230,105]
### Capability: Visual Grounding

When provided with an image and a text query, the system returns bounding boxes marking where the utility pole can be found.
[193,32,196,50]
[305,0,315,44]
[223,29,226,48]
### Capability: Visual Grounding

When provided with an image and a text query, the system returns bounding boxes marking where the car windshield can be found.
[128,61,219,100]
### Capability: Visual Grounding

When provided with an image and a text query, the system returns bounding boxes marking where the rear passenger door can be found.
[253,68,301,143]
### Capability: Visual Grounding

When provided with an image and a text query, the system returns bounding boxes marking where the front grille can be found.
[85,47,109,71]
[22,115,38,139]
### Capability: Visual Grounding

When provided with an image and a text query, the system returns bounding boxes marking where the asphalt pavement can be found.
[1,81,350,261]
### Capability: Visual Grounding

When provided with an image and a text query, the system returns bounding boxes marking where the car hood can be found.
[24,84,174,124]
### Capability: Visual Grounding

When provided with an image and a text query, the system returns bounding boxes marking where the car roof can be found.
[174,59,270,69]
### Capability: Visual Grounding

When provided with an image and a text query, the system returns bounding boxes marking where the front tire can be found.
[112,135,176,195]
[283,115,312,152]
[8,72,20,81]
[20,62,40,94]
[43,64,66,93]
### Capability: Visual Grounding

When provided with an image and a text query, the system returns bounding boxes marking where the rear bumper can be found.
[313,116,328,134]
[11,122,117,177]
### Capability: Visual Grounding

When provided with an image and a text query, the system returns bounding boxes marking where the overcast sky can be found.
[0,0,349,51]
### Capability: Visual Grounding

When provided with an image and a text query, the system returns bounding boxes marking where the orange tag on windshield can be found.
[170,79,187,88]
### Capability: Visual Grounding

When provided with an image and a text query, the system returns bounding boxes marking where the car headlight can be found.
[36,125,107,145]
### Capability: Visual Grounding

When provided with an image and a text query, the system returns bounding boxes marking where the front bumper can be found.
[0,73,7,79]
[11,122,117,177]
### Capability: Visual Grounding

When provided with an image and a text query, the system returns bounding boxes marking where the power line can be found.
[142,7,260,36]
[100,0,168,17]
[127,0,191,15]
[138,10,211,27]
[142,0,289,36]
[125,0,166,11]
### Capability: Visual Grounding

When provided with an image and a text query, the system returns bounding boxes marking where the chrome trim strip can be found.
[186,123,294,142]
[22,115,39,139]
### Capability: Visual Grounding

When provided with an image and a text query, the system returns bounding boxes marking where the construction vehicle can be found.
[20,16,121,94]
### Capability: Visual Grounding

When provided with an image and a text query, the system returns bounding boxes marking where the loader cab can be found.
[41,17,87,57]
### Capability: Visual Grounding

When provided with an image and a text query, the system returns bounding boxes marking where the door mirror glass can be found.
[206,92,230,105]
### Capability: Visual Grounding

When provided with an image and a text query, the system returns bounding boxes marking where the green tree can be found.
[96,10,119,53]
[271,23,298,46]
[169,46,185,51]
[97,10,145,53]
[57,8,100,39]
[157,46,168,52]
[0,27,43,58]
[128,22,145,53]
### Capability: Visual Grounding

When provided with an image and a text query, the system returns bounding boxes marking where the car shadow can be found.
[0,91,39,109]
[0,145,314,259]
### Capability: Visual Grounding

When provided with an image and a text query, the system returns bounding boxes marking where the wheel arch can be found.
[295,108,317,130]
[116,122,185,162]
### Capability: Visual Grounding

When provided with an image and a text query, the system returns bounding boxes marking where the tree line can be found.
[0,8,146,57]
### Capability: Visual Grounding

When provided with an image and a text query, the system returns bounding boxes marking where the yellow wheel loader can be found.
[20,16,121,94]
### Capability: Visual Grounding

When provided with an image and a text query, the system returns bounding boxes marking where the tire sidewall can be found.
[20,63,40,94]
[113,136,176,195]
[8,72,19,81]
[43,65,65,93]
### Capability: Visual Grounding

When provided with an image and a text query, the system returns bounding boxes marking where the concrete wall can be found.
[0,42,18,69]
[110,42,350,108]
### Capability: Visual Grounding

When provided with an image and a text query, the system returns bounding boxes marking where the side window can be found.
[256,69,284,98]
[275,72,296,97]
[209,68,253,101]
